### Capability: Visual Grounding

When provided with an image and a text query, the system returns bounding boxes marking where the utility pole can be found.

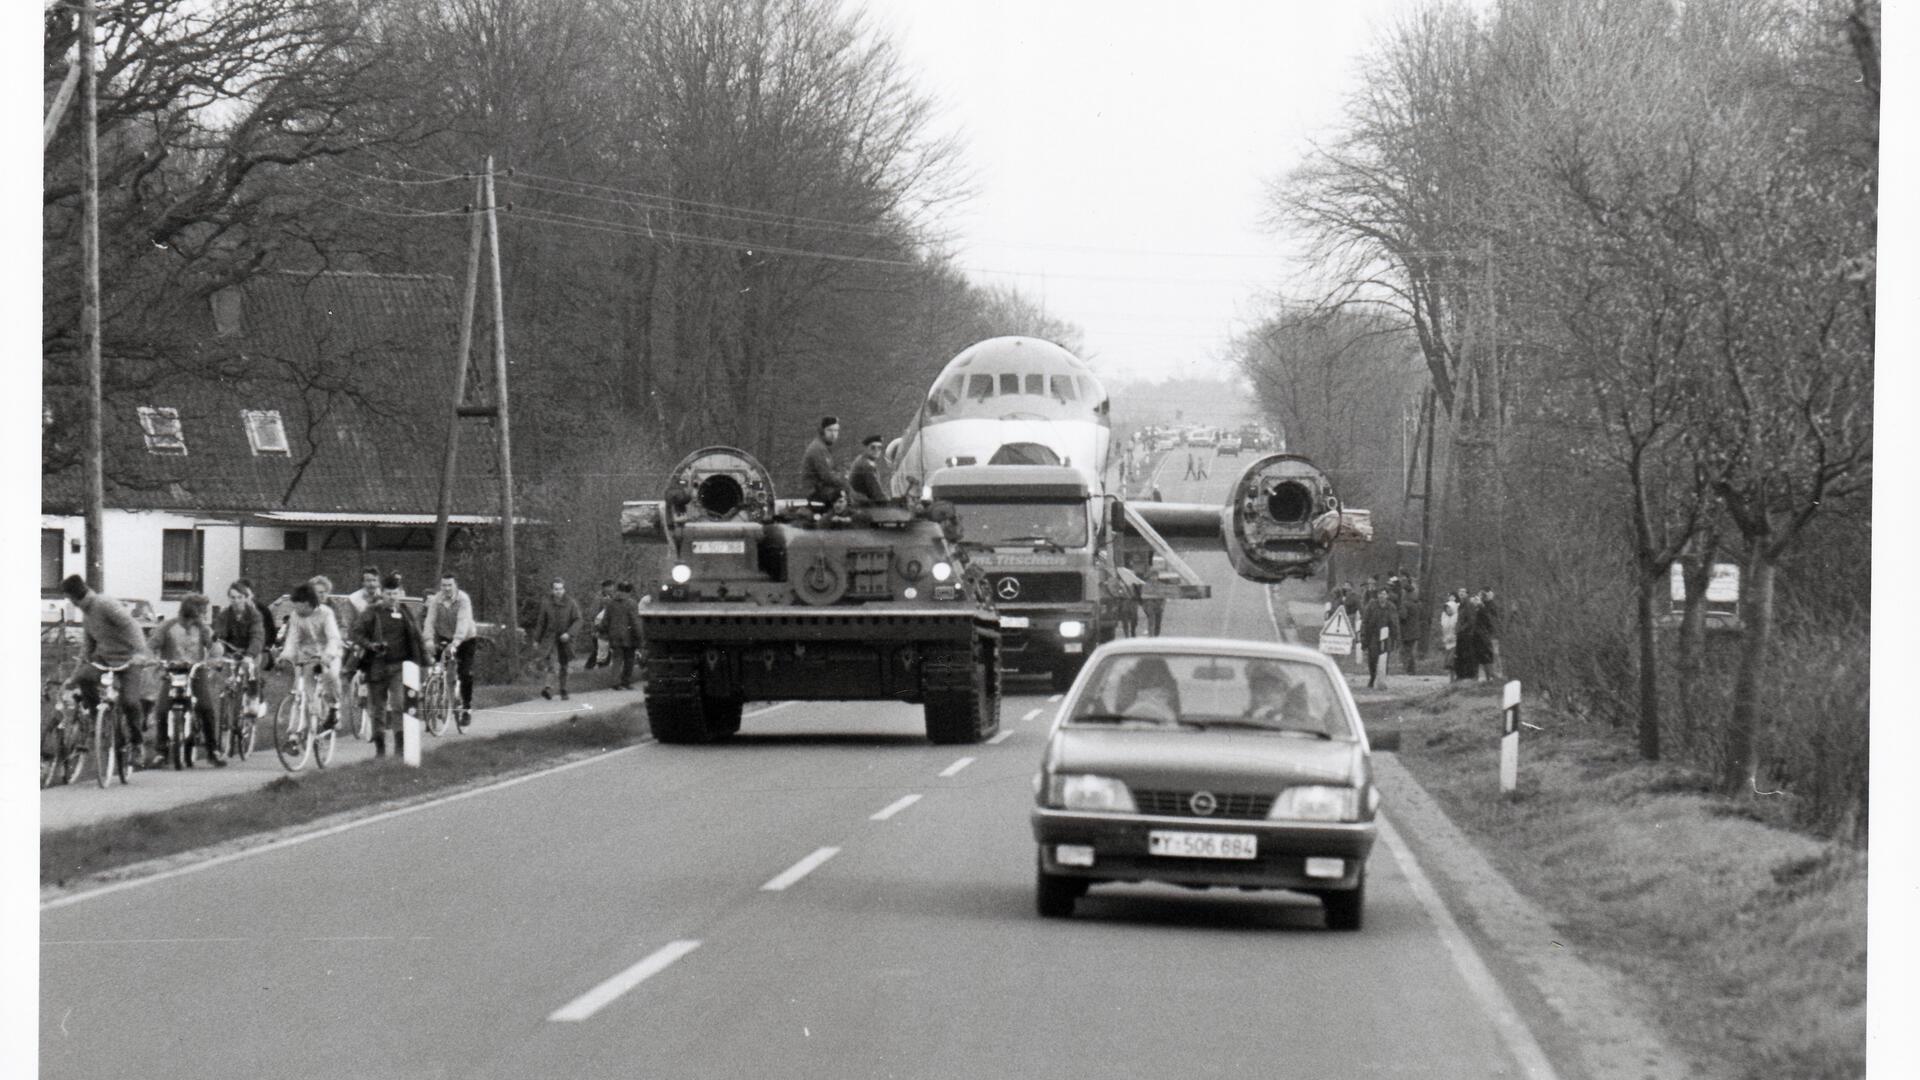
[431,173,488,586]
[79,0,105,591]
[44,49,80,151]
[484,157,519,660]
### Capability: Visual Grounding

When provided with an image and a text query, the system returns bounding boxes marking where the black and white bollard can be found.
[401,660,423,768]
[1499,680,1522,793]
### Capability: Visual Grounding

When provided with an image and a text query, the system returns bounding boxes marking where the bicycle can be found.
[342,647,372,741]
[42,682,88,788]
[273,662,338,772]
[420,648,460,737]
[213,656,261,762]
[84,660,137,788]
[158,659,215,770]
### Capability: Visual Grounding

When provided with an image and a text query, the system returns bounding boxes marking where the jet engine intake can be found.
[1221,453,1348,583]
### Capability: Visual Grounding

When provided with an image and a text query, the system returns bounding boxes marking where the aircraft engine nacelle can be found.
[1221,453,1370,582]
[620,445,777,543]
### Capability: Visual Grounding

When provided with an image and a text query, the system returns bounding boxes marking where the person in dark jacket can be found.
[1360,588,1399,689]
[215,580,267,717]
[849,435,888,506]
[532,577,584,701]
[800,416,844,508]
[1474,588,1502,680]
[351,573,430,758]
[584,579,614,669]
[603,582,642,690]
[1399,587,1428,675]
[1454,592,1484,681]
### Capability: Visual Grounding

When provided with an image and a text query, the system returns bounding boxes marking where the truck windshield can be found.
[950,501,1088,548]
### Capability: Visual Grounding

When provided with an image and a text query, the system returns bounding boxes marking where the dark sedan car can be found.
[1030,637,1396,928]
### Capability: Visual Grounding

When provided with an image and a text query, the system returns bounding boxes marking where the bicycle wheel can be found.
[169,705,191,770]
[59,724,86,786]
[274,695,312,772]
[314,701,336,769]
[40,746,55,789]
[92,705,113,789]
[235,704,258,760]
[341,673,367,740]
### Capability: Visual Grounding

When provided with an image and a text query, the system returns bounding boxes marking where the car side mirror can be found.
[1369,730,1402,753]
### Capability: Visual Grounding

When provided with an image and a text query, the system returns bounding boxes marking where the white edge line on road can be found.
[42,743,653,912]
[987,731,1013,745]
[548,940,702,1023]
[1022,708,1042,721]
[869,794,922,821]
[760,846,841,891]
[1377,815,1562,1080]
[1047,694,1062,703]
[937,756,975,778]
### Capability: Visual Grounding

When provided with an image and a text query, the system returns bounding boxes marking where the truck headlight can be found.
[1045,773,1137,813]
[1268,785,1358,822]
[1058,620,1084,639]
[670,563,693,584]
[931,561,953,582]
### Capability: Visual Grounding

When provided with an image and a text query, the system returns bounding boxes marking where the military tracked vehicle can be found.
[620,446,1001,745]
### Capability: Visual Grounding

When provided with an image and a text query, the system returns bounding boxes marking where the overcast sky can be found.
[859,0,1424,386]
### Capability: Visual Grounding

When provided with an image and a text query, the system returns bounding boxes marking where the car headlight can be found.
[670,563,693,584]
[1058,620,1084,639]
[1268,785,1359,822]
[1045,773,1137,813]
[930,561,953,582]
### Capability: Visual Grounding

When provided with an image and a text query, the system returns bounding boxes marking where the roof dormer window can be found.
[137,406,188,455]
[243,409,290,455]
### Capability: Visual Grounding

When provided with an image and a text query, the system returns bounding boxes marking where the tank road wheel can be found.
[646,694,709,744]
[924,635,1001,745]
[704,698,743,742]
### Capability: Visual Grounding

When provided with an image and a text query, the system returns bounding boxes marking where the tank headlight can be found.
[903,587,918,600]
[931,561,953,582]
[1059,620,1084,639]
[670,563,693,584]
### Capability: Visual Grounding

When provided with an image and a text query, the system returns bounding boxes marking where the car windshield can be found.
[1068,653,1353,738]
[949,500,1088,548]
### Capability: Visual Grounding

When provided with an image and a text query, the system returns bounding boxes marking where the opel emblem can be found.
[1189,791,1218,816]
[997,576,1022,600]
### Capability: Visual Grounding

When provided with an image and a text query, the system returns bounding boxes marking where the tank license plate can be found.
[691,540,745,554]
[1148,831,1257,860]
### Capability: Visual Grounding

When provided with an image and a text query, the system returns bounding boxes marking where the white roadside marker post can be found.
[1499,680,1521,794]
[401,660,423,768]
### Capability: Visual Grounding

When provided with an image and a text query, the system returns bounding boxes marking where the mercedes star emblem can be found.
[1189,791,1218,816]
[996,576,1021,600]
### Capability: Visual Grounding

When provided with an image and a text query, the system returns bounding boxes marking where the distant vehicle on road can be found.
[1217,434,1241,456]
[1031,637,1397,927]
[1187,430,1216,449]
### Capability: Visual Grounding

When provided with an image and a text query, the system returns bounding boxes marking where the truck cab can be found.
[925,465,1124,689]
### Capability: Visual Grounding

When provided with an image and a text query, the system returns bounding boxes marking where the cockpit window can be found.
[967,374,995,401]
[1049,375,1078,401]
[1024,374,1045,396]
[928,374,963,416]
[999,373,1020,396]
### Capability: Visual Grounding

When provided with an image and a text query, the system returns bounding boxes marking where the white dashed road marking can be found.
[549,940,702,1022]
[938,757,975,778]
[1047,694,1062,703]
[1022,708,1042,722]
[761,847,841,891]
[987,731,1013,745]
[870,794,922,821]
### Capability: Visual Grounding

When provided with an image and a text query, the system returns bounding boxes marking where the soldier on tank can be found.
[849,434,888,506]
[802,415,844,508]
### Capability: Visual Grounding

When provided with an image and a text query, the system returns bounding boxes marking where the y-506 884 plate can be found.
[1147,831,1257,860]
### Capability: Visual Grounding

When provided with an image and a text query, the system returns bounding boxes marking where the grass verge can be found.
[41,705,649,890]
[1367,685,1865,1080]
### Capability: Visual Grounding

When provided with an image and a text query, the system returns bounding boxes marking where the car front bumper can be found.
[1031,807,1376,891]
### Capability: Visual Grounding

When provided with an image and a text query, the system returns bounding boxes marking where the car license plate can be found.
[1000,616,1030,629]
[1148,831,1257,860]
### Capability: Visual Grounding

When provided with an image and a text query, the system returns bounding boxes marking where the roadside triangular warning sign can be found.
[1319,607,1354,656]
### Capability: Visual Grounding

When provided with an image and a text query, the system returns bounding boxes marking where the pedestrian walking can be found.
[351,574,429,758]
[1476,588,1503,680]
[584,579,614,669]
[1360,588,1399,689]
[1439,590,1462,680]
[1399,587,1427,675]
[1182,453,1198,481]
[604,582,641,690]
[1453,591,1484,681]
[532,577,584,701]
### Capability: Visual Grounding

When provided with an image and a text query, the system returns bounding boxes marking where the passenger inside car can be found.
[1116,656,1180,722]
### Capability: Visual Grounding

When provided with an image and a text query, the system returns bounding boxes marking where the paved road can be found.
[40,452,1535,1079]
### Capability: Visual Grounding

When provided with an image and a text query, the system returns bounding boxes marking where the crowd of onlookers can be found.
[1326,573,1503,689]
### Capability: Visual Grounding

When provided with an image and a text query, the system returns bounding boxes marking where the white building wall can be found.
[45,511,245,619]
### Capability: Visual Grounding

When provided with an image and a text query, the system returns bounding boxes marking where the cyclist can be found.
[148,593,227,766]
[344,566,382,615]
[352,572,429,759]
[280,582,344,734]
[215,579,268,719]
[423,572,478,730]
[312,574,364,687]
[57,575,152,767]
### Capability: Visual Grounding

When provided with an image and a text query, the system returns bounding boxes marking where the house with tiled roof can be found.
[41,270,510,616]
